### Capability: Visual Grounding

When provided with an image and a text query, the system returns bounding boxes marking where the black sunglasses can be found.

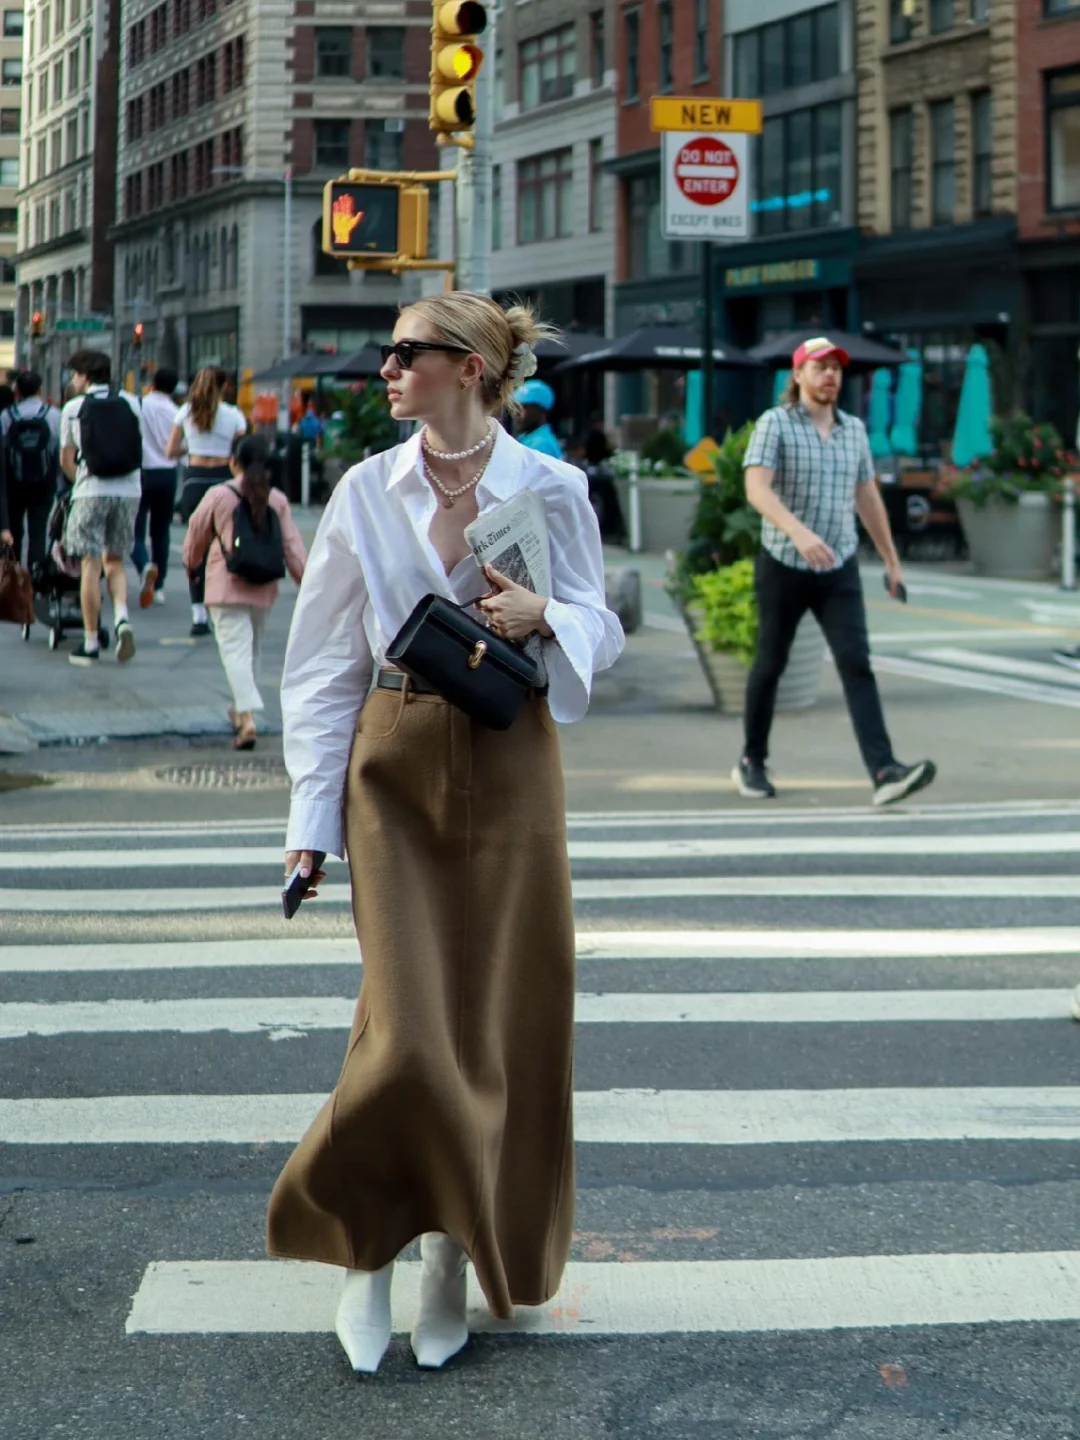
[380,340,470,370]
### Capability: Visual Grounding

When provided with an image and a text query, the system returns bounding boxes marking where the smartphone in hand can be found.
[282,852,327,920]
[884,575,908,604]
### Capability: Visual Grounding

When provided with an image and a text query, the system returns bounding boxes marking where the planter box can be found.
[685,607,826,716]
[955,492,1058,580]
[615,478,699,553]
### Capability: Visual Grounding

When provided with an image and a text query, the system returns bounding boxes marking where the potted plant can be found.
[612,425,701,553]
[947,415,1068,580]
[668,424,826,714]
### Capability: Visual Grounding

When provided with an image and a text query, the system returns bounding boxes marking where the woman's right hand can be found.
[284,851,327,900]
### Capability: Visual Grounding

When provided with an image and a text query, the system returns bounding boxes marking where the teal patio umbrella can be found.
[890,350,922,457]
[684,370,703,446]
[773,369,789,405]
[951,343,994,467]
[868,368,893,460]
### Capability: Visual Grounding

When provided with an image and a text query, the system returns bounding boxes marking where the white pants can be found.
[209,604,269,714]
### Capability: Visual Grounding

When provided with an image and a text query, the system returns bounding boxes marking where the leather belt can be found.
[375,667,440,696]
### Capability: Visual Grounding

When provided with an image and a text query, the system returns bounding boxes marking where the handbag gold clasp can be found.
[468,640,487,670]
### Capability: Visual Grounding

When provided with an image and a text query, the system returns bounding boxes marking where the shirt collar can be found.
[385,422,523,502]
[794,402,845,426]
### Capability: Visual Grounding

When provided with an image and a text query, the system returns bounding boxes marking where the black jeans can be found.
[6,478,55,573]
[743,550,894,778]
[131,467,178,588]
[180,464,231,605]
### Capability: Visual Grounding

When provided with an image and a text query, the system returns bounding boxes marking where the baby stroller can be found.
[21,486,109,652]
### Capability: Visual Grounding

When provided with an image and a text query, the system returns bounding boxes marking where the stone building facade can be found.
[0,3,21,372]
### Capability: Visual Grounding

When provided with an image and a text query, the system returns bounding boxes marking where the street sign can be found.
[661,131,749,242]
[651,97,762,135]
[54,317,108,333]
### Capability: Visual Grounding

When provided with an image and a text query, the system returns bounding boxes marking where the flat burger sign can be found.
[661,130,749,241]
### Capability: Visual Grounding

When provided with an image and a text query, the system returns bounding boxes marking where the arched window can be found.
[220,226,228,291]
[312,218,348,279]
[229,223,239,288]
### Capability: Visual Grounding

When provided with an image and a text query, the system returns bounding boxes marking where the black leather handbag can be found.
[386,593,540,731]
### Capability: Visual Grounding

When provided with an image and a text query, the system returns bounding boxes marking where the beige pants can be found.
[208,604,269,713]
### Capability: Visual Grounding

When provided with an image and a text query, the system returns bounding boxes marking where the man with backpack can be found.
[1,370,61,574]
[58,350,143,666]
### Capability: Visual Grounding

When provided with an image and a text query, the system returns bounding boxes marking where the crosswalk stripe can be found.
[5,1087,1079,1146]
[870,653,1080,709]
[2,874,1074,911]
[124,1252,1080,1337]
[5,927,1078,973]
[914,647,1080,690]
[0,989,1070,1038]
[12,830,1080,869]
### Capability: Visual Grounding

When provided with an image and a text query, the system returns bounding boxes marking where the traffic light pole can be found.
[454,6,495,293]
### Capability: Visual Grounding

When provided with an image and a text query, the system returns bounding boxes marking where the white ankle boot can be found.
[411,1233,469,1369]
[335,1262,394,1374]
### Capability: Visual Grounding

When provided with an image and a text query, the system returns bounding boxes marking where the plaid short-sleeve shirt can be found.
[743,403,874,572]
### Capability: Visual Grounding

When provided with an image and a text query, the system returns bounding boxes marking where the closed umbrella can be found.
[684,371,703,446]
[772,369,789,405]
[951,343,994,467]
[553,325,761,373]
[889,351,922,458]
[749,328,905,373]
[868,368,894,461]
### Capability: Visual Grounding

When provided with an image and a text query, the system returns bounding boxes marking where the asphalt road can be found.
[2,795,1079,1440]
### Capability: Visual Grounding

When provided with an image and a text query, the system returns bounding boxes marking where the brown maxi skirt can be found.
[266,683,576,1320]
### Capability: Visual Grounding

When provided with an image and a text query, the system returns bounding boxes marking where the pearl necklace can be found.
[421,421,494,462]
[421,448,493,509]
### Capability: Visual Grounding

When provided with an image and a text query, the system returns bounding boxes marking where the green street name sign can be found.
[54,316,109,333]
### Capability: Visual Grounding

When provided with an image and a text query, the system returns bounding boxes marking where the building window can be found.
[971,0,989,18]
[174,0,191,35]
[930,98,955,224]
[889,0,912,43]
[590,11,605,86]
[734,29,759,96]
[890,107,913,229]
[657,1,673,92]
[0,107,18,135]
[753,102,844,235]
[520,25,576,110]
[364,124,402,171]
[2,10,22,36]
[929,0,954,33]
[35,136,45,179]
[38,72,47,114]
[0,157,17,187]
[971,89,992,217]
[624,9,639,101]
[1047,68,1080,210]
[1,58,21,86]
[173,69,190,118]
[1045,0,1080,12]
[517,147,573,243]
[52,60,62,104]
[367,27,404,79]
[314,118,351,169]
[694,0,710,77]
[315,28,351,78]
[492,163,502,249]
[67,47,78,95]
[66,113,77,161]
[740,5,841,96]
[0,207,15,229]
[223,36,245,92]
[588,136,604,231]
[626,169,691,279]
[54,0,64,33]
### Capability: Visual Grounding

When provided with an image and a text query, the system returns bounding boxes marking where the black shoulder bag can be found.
[386,593,540,731]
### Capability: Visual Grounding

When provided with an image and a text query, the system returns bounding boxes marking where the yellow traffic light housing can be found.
[430,0,487,139]
[322,172,430,269]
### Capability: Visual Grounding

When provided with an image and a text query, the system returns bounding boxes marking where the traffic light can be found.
[322,175,430,267]
[429,0,487,139]
[30,310,44,337]
[133,322,144,349]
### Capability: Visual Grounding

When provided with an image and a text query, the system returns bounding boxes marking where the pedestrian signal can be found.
[30,310,44,337]
[429,0,487,137]
[133,322,144,349]
[322,176,430,266]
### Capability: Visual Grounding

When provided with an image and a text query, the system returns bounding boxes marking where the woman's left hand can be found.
[479,565,554,641]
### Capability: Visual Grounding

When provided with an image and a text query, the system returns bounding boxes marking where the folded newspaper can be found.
[464,489,550,686]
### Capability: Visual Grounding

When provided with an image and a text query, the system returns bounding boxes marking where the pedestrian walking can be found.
[58,350,143,666]
[513,377,564,458]
[266,290,624,1374]
[131,366,180,609]
[733,336,936,806]
[166,367,247,637]
[182,434,307,750]
[0,370,61,575]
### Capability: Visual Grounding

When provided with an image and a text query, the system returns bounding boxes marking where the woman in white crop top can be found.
[166,367,248,635]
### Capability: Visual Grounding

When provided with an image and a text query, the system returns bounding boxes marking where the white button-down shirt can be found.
[282,425,625,858]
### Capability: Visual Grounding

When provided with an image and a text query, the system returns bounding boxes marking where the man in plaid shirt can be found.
[734,336,936,807]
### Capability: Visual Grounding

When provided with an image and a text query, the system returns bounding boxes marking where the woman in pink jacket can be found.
[183,433,307,749]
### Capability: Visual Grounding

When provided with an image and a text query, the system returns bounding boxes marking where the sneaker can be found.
[732,756,777,799]
[190,619,211,637]
[1071,985,1080,1022]
[872,759,936,807]
[153,589,166,606]
[69,642,100,667]
[1052,646,1080,673]
[139,564,158,609]
[115,619,136,662]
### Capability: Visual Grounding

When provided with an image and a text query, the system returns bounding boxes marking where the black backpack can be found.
[7,405,56,484]
[217,484,286,585]
[77,390,142,478]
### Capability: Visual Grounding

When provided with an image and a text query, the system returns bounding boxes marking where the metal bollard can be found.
[1063,474,1077,592]
[627,451,642,554]
[301,442,311,509]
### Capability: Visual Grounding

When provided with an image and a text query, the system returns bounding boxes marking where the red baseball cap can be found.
[792,336,850,368]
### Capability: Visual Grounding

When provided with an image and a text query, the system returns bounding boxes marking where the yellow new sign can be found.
[650,97,763,135]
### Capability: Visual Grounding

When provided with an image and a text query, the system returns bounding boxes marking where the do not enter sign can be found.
[674,136,739,206]
[662,129,749,241]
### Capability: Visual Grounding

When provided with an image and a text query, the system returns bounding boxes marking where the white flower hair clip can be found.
[509,342,538,386]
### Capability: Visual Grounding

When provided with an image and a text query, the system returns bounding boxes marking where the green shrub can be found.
[668,423,761,604]
[948,414,1069,508]
[689,559,758,667]
[640,425,687,469]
